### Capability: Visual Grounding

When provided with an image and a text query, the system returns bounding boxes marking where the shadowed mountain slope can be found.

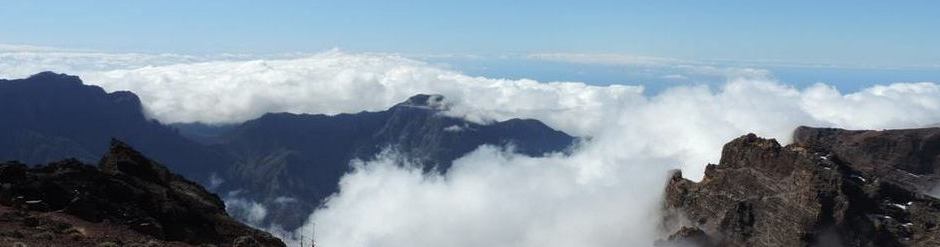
[0,72,229,182]
[214,94,575,229]
[0,72,576,231]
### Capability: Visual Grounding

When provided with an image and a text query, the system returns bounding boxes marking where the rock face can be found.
[0,139,284,246]
[792,126,940,195]
[662,127,940,247]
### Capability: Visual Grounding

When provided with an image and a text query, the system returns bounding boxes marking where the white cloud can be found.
[289,76,940,247]
[62,50,644,137]
[208,172,225,190]
[527,53,689,66]
[661,74,688,80]
[295,145,672,247]
[443,124,467,132]
[0,51,201,79]
[0,43,268,80]
[526,52,773,80]
[274,196,298,204]
[3,47,940,247]
[225,197,269,226]
[528,52,940,71]
[800,82,940,129]
[0,43,71,52]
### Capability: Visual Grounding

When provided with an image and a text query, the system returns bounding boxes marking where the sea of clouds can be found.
[3,46,940,246]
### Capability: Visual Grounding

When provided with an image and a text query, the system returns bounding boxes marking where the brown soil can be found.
[0,205,194,247]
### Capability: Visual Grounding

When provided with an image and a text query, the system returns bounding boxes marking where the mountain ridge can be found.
[0,71,231,180]
[213,93,575,229]
[0,72,576,231]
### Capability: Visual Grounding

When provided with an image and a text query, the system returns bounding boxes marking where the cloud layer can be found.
[292,76,940,247]
[3,47,940,246]
[74,51,642,138]
[0,47,203,79]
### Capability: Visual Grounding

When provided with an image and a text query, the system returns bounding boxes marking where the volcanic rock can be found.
[0,139,284,246]
[662,127,940,247]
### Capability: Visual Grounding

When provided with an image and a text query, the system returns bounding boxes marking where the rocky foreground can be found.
[0,139,284,247]
[662,126,940,247]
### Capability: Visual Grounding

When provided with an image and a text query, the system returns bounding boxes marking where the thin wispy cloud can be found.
[528,52,940,71]
[0,43,74,52]
[527,53,691,66]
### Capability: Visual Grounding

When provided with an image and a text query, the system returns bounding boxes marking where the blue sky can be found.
[2,1,939,66]
[2,1,940,92]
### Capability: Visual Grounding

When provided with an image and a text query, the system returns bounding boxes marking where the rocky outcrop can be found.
[662,127,940,247]
[792,126,940,196]
[0,139,284,246]
[656,226,716,247]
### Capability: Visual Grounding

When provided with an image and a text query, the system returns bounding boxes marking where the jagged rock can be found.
[0,140,284,247]
[233,236,262,247]
[792,126,940,195]
[662,127,940,247]
[394,94,450,111]
[655,226,715,247]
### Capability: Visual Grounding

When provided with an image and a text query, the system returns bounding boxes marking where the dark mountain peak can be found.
[99,138,172,185]
[99,139,228,213]
[0,141,284,246]
[394,93,449,111]
[1,76,574,233]
[0,72,227,180]
[662,127,940,246]
[255,111,318,121]
[717,133,783,170]
[23,71,83,84]
[107,90,143,106]
[109,137,132,149]
[2,72,143,117]
[215,93,575,230]
[497,118,555,130]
